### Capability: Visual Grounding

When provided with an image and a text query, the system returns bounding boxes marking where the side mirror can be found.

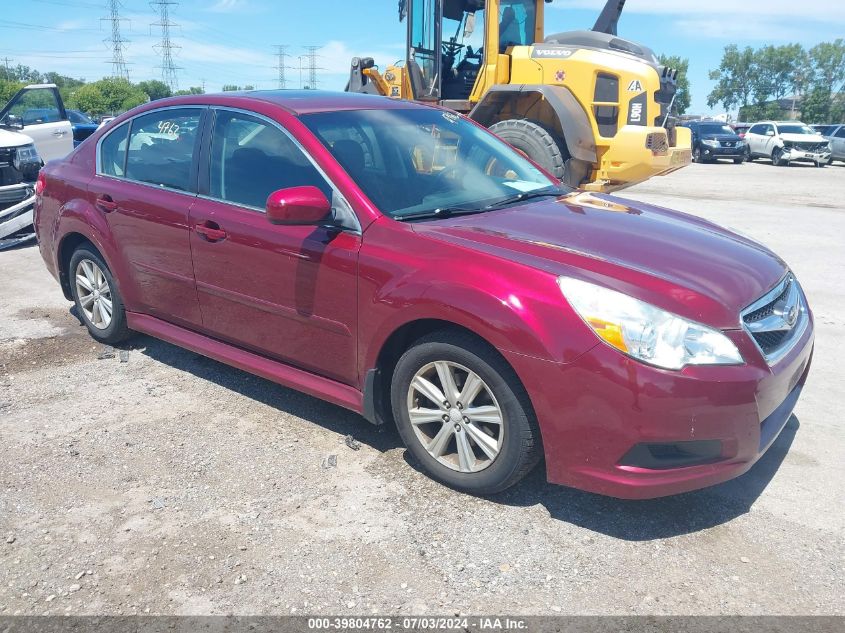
[1,114,23,130]
[765,130,775,137]
[266,186,332,226]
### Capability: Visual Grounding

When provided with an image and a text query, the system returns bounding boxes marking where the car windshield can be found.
[813,125,835,136]
[778,124,816,135]
[698,124,734,135]
[300,108,561,220]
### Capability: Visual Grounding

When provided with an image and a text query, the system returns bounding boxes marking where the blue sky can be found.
[2,0,843,114]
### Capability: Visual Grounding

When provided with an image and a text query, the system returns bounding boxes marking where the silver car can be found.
[745,121,832,167]
[813,124,845,164]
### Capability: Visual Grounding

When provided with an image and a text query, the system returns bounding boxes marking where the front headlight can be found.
[13,144,41,170]
[701,139,720,147]
[558,277,743,370]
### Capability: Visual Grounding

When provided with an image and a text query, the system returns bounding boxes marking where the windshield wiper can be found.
[483,186,568,210]
[394,206,489,222]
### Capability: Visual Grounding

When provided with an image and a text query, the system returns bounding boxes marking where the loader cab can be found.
[405,0,542,108]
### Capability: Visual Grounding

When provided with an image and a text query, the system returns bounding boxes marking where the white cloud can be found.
[208,0,250,13]
[315,40,406,77]
[551,0,845,21]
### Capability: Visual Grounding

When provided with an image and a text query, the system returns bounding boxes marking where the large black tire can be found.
[488,119,571,185]
[733,157,744,164]
[772,146,787,166]
[390,329,542,495]
[69,245,131,345]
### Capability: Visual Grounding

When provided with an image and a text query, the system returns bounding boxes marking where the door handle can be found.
[95,195,118,213]
[195,221,227,242]
[52,129,66,137]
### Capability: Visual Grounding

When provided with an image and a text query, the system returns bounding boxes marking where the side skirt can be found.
[126,312,364,414]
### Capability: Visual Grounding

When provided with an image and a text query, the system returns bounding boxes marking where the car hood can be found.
[0,128,35,148]
[781,133,828,143]
[413,192,787,329]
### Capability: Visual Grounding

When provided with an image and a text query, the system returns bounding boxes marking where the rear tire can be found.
[745,146,755,162]
[390,330,541,495]
[733,157,744,164]
[488,119,572,186]
[69,246,131,345]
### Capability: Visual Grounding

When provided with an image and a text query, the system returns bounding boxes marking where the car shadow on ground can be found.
[490,416,800,541]
[120,331,797,542]
[128,334,403,454]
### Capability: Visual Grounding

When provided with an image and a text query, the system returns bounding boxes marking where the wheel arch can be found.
[469,84,598,166]
[362,318,535,428]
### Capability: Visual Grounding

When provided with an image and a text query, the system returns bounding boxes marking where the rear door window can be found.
[124,108,202,191]
[98,121,130,177]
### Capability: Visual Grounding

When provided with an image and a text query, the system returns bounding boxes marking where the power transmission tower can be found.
[274,45,292,89]
[150,0,181,90]
[102,0,130,79]
[302,46,322,90]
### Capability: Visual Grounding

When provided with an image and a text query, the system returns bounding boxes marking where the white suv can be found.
[744,121,832,167]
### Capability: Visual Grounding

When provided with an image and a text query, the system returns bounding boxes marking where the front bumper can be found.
[505,314,814,499]
[587,125,692,192]
[700,144,745,159]
[782,148,831,163]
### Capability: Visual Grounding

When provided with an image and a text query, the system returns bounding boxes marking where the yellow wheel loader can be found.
[346,0,691,191]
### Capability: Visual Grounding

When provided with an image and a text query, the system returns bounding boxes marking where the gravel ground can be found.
[0,160,843,616]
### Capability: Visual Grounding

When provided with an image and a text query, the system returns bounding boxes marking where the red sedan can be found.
[34,91,813,498]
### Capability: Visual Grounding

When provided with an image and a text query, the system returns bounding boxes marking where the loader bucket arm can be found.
[592,0,626,36]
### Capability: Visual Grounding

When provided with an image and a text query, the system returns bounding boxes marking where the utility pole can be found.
[1,57,12,77]
[302,45,321,90]
[102,0,130,79]
[274,45,291,89]
[150,0,181,91]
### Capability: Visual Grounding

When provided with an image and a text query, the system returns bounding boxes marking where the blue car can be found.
[67,109,99,147]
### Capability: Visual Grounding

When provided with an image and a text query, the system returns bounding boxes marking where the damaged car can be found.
[0,83,73,249]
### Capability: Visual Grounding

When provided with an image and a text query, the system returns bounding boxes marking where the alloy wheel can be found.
[75,259,113,330]
[406,361,504,473]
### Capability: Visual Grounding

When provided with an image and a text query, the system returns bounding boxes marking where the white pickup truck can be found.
[0,84,74,249]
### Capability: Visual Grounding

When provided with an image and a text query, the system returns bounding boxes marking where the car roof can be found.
[146,90,429,116]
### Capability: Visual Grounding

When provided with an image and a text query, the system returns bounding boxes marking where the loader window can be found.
[499,0,536,51]
[409,0,440,98]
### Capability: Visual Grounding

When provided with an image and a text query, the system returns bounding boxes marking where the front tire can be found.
[488,119,571,185]
[391,330,541,495]
[772,147,787,166]
[69,246,131,345]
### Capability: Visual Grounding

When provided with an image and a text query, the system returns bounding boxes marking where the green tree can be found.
[67,77,147,116]
[753,44,804,103]
[707,45,757,114]
[173,86,204,95]
[801,39,845,122]
[0,80,24,104]
[137,80,172,101]
[657,54,690,114]
[222,84,240,91]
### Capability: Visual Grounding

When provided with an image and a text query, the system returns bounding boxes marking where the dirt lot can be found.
[1,160,843,616]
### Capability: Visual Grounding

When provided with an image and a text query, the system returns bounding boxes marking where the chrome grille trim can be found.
[741,273,808,366]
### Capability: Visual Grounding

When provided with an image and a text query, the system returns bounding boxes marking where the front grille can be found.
[788,141,828,152]
[741,273,807,364]
[745,277,792,323]
[753,330,790,354]
[720,140,737,148]
[0,147,12,167]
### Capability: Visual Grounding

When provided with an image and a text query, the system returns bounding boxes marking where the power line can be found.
[102,0,130,79]
[274,45,292,89]
[150,0,181,90]
[302,45,322,90]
